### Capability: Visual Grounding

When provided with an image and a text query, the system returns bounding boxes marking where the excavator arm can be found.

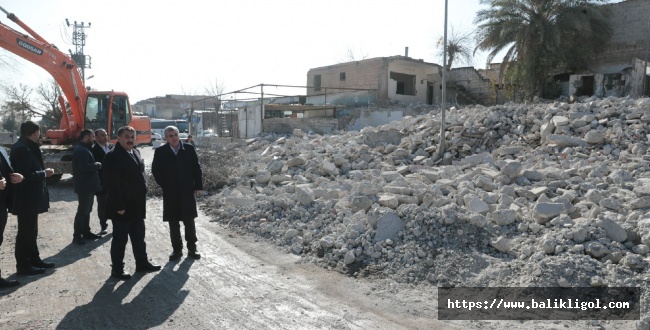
[0,5,84,142]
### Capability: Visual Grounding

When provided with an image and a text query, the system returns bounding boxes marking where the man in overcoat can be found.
[0,145,23,286]
[103,126,160,280]
[10,121,55,275]
[71,129,102,245]
[91,128,113,234]
[152,126,203,261]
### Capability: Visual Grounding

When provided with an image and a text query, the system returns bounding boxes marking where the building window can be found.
[340,72,346,81]
[314,75,321,92]
[390,72,416,95]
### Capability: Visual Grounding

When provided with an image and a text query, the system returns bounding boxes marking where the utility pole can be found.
[438,0,448,161]
[641,17,650,97]
[65,18,92,83]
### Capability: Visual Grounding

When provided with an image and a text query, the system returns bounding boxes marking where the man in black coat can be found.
[152,126,203,261]
[91,128,114,234]
[103,126,160,280]
[10,121,55,276]
[71,129,103,245]
[0,146,23,287]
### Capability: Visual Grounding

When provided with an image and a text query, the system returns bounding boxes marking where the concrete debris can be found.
[203,96,650,319]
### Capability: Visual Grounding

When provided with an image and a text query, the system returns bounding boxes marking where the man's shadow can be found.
[50,234,111,266]
[56,258,194,329]
[1,235,112,288]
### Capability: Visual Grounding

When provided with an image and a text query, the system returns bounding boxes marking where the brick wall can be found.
[449,67,497,105]
[263,117,339,135]
[592,0,650,67]
[307,58,385,97]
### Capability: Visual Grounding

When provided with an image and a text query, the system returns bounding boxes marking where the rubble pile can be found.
[203,96,650,318]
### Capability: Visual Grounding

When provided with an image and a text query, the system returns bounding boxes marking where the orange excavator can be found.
[0,5,151,181]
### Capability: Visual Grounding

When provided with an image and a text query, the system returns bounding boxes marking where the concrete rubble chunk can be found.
[378,194,399,209]
[322,160,339,177]
[490,209,517,226]
[266,160,284,174]
[464,195,490,214]
[545,134,586,147]
[374,212,404,242]
[350,196,372,213]
[584,130,605,144]
[490,236,512,253]
[533,202,565,224]
[595,218,627,243]
[286,157,306,167]
[639,218,650,246]
[500,160,523,179]
[585,242,609,259]
[295,186,314,205]
[631,197,650,210]
[633,183,650,197]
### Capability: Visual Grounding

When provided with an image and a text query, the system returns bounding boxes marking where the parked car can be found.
[179,132,188,142]
[150,132,162,144]
[199,129,218,137]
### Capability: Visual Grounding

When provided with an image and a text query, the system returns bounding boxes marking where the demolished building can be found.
[306,55,444,106]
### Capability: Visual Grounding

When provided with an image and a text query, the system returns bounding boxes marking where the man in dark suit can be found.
[0,146,23,287]
[91,128,113,235]
[103,126,160,280]
[152,126,203,261]
[10,121,55,276]
[71,129,103,245]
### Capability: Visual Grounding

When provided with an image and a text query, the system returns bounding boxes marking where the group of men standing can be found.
[0,121,203,286]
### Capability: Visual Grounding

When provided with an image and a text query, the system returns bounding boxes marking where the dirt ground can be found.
[0,146,450,330]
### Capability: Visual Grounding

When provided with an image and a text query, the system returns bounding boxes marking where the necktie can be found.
[129,152,138,164]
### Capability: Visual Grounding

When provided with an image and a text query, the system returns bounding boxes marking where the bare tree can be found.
[0,51,19,85]
[338,47,368,63]
[34,78,63,128]
[205,78,226,98]
[1,83,34,123]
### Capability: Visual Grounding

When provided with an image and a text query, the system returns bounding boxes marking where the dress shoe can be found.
[84,232,102,240]
[188,250,201,260]
[16,266,46,276]
[32,260,55,269]
[73,238,86,245]
[111,270,132,280]
[169,250,183,261]
[135,262,161,272]
[99,225,108,235]
[0,277,20,287]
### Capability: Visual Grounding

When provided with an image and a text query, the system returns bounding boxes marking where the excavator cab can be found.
[110,95,130,139]
[84,92,130,141]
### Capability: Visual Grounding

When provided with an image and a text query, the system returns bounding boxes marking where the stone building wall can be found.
[307,58,385,97]
[591,0,650,67]
[449,67,497,105]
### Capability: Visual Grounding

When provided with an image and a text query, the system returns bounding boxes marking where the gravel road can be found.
[0,146,449,330]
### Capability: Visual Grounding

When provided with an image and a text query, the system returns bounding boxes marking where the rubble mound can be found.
[202,96,650,320]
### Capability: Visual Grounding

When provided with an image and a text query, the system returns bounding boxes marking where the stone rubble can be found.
[203,96,650,322]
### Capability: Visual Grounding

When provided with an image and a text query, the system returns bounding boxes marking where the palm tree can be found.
[474,0,611,100]
[436,26,474,71]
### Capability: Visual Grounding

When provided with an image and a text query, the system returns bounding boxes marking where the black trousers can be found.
[0,206,5,276]
[168,219,197,252]
[0,206,6,247]
[96,192,107,228]
[15,213,40,269]
[73,192,95,238]
[110,218,148,272]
